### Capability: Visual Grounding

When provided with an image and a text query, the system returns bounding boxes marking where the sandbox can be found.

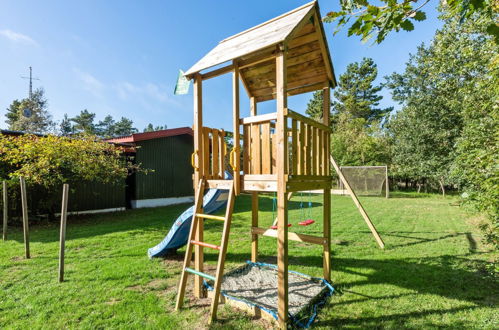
[205,261,334,327]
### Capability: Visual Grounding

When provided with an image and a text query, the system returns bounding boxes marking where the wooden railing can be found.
[240,109,330,178]
[286,109,330,177]
[194,127,227,180]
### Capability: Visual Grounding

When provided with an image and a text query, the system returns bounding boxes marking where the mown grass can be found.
[0,192,497,329]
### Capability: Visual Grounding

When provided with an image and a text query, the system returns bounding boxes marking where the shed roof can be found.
[185,1,336,102]
[105,127,193,143]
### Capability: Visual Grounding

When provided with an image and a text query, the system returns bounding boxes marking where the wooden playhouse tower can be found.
[175,1,337,327]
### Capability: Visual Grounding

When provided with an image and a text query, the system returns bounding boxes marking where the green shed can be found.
[108,127,194,208]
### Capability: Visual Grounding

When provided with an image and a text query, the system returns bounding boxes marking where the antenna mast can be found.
[21,66,40,99]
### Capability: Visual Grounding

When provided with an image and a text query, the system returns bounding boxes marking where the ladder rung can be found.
[196,213,225,221]
[190,240,220,250]
[184,267,215,281]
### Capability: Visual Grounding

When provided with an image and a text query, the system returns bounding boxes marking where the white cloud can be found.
[73,68,104,97]
[0,29,38,46]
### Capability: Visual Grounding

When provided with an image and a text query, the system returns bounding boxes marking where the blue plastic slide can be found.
[148,173,231,258]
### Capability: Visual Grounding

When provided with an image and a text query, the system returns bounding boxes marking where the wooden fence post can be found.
[59,184,69,282]
[20,177,30,258]
[385,166,389,198]
[2,181,7,241]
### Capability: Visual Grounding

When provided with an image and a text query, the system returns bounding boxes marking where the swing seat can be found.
[299,219,315,226]
[270,224,292,230]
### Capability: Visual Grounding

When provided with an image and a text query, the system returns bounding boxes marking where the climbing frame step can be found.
[175,179,236,324]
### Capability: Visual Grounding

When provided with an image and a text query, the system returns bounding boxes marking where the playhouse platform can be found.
[206,261,334,327]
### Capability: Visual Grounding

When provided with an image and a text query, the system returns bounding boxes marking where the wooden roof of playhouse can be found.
[185,1,336,102]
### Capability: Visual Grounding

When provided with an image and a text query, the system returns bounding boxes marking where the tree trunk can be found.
[439,179,445,197]
[417,182,422,193]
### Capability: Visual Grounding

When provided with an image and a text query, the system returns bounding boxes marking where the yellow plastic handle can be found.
[191,151,198,170]
[229,148,237,171]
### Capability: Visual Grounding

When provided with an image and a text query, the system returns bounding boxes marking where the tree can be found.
[305,91,328,121]
[59,114,73,136]
[143,123,167,132]
[5,99,21,128]
[332,58,392,127]
[386,12,495,196]
[96,115,116,138]
[324,0,497,44]
[71,109,96,134]
[6,88,54,134]
[113,117,137,136]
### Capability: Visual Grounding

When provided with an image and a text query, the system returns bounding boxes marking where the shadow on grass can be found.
[381,231,478,252]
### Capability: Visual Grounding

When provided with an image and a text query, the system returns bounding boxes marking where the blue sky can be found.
[0,0,443,132]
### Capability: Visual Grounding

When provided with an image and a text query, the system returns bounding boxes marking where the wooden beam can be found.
[250,96,259,262]
[19,177,30,259]
[276,44,289,328]
[193,73,204,297]
[233,61,241,195]
[2,181,7,241]
[322,83,331,282]
[59,184,69,282]
[312,8,336,86]
[201,64,234,80]
[252,227,326,245]
[330,156,385,249]
[240,112,277,125]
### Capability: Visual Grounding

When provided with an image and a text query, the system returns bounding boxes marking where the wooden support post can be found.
[59,184,69,282]
[276,44,289,328]
[2,181,7,241]
[385,165,389,198]
[330,156,385,249]
[20,177,30,259]
[233,61,241,195]
[322,85,331,281]
[193,73,205,298]
[250,97,259,262]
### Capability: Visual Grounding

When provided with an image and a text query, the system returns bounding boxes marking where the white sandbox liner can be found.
[205,261,334,327]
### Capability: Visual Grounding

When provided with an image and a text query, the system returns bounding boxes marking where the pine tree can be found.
[96,115,116,138]
[332,57,392,126]
[59,114,73,136]
[305,91,329,122]
[113,117,137,136]
[8,88,54,133]
[71,110,96,134]
[143,123,167,132]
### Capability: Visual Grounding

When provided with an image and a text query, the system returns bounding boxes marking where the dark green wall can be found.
[69,181,126,212]
[134,134,193,199]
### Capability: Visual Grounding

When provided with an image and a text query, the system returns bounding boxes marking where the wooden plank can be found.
[176,180,206,310]
[286,108,331,132]
[251,192,258,262]
[312,9,336,85]
[59,184,69,282]
[385,165,390,198]
[251,71,328,98]
[242,180,277,192]
[255,81,327,102]
[20,177,30,259]
[209,183,235,322]
[203,128,211,179]
[323,185,331,282]
[243,174,277,181]
[2,181,6,241]
[288,31,317,49]
[311,126,317,175]
[251,123,261,174]
[193,74,203,189]
[306,124,312,176]
[201,64,234,80]
[212,129,219,179]
[323,86,330,176]
[330,156,385,249]
[261,122,271,174]
[243,125,250,174]
[291,119,298,175]
[252,227,326,245]
[206,180,233,190]
[286,180,332,192]
[233,61,241,195]
[298,122,305,175]
[276,46,289,328]
[318,127,324,175]
[219,130,226,177]
[192,74,204,298]
[240,112,277,125]
[271,133,277,174]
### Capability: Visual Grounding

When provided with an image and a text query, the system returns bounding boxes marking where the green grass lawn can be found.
[0,192,497,329]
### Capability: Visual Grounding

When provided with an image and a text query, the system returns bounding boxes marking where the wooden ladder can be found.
[175,179,236,323]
